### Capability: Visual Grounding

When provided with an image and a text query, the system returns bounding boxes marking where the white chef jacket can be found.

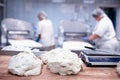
[93,15,119,51]
[37,19,55,47]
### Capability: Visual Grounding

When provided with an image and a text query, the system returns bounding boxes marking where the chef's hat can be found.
[38,11,48,19]
[92,8,105,17]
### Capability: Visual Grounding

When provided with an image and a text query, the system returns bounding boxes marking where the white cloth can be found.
[2,45,31,51]
[37,19,55,47]
[63,41,93,51]
[93,16,119,51]
[9,39,42,48]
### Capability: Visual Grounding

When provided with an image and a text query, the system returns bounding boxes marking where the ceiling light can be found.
[52,0,65,3]
[83,0,95,4]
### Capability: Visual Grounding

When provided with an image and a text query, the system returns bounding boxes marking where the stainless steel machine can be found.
[59,20,90,41]
[59,20,92,54]
[1,18,42,48]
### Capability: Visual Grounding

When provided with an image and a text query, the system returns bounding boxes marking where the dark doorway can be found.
[100,7,116,29]
[0,0,5,46]
[0,7,4,46]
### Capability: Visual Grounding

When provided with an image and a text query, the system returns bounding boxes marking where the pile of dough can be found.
[8,51,43,76]
[116,62,120,75]
[39,48,70,64]
[40,48,83,75]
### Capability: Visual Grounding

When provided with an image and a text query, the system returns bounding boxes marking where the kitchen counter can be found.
[0,50,120,80]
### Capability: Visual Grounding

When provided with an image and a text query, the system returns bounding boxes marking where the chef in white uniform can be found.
[82,8,119,52]
[36,11,55,51]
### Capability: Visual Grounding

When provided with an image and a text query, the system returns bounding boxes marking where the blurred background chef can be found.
[82,8,119,52]
[36,11,55,51]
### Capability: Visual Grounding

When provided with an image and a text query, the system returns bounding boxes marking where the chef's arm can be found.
[89,34,101,41]
[81,34,101,42]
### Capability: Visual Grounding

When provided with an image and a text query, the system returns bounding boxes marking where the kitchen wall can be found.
[5,0,120,38]
[6,0,96,37]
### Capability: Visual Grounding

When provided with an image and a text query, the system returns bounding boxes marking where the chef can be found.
[82,8,119,52]
[36,11,55,51]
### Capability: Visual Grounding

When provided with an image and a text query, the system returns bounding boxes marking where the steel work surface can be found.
[0,51,120,80]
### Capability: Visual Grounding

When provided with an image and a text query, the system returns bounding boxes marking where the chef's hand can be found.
[81,37,95,45]
[81,37,89,42]
[35,37,40,42]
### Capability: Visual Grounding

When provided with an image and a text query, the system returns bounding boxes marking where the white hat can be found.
[38,11,48,19]
[92,8,105,17]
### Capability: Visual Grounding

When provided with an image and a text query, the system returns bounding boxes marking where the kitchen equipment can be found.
[80,46,120,66]
[1,18,34,45]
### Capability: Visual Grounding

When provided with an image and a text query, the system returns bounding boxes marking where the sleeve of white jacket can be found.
[36,22,42,35]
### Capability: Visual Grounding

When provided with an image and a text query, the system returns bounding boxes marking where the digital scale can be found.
[79,47,120,66]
